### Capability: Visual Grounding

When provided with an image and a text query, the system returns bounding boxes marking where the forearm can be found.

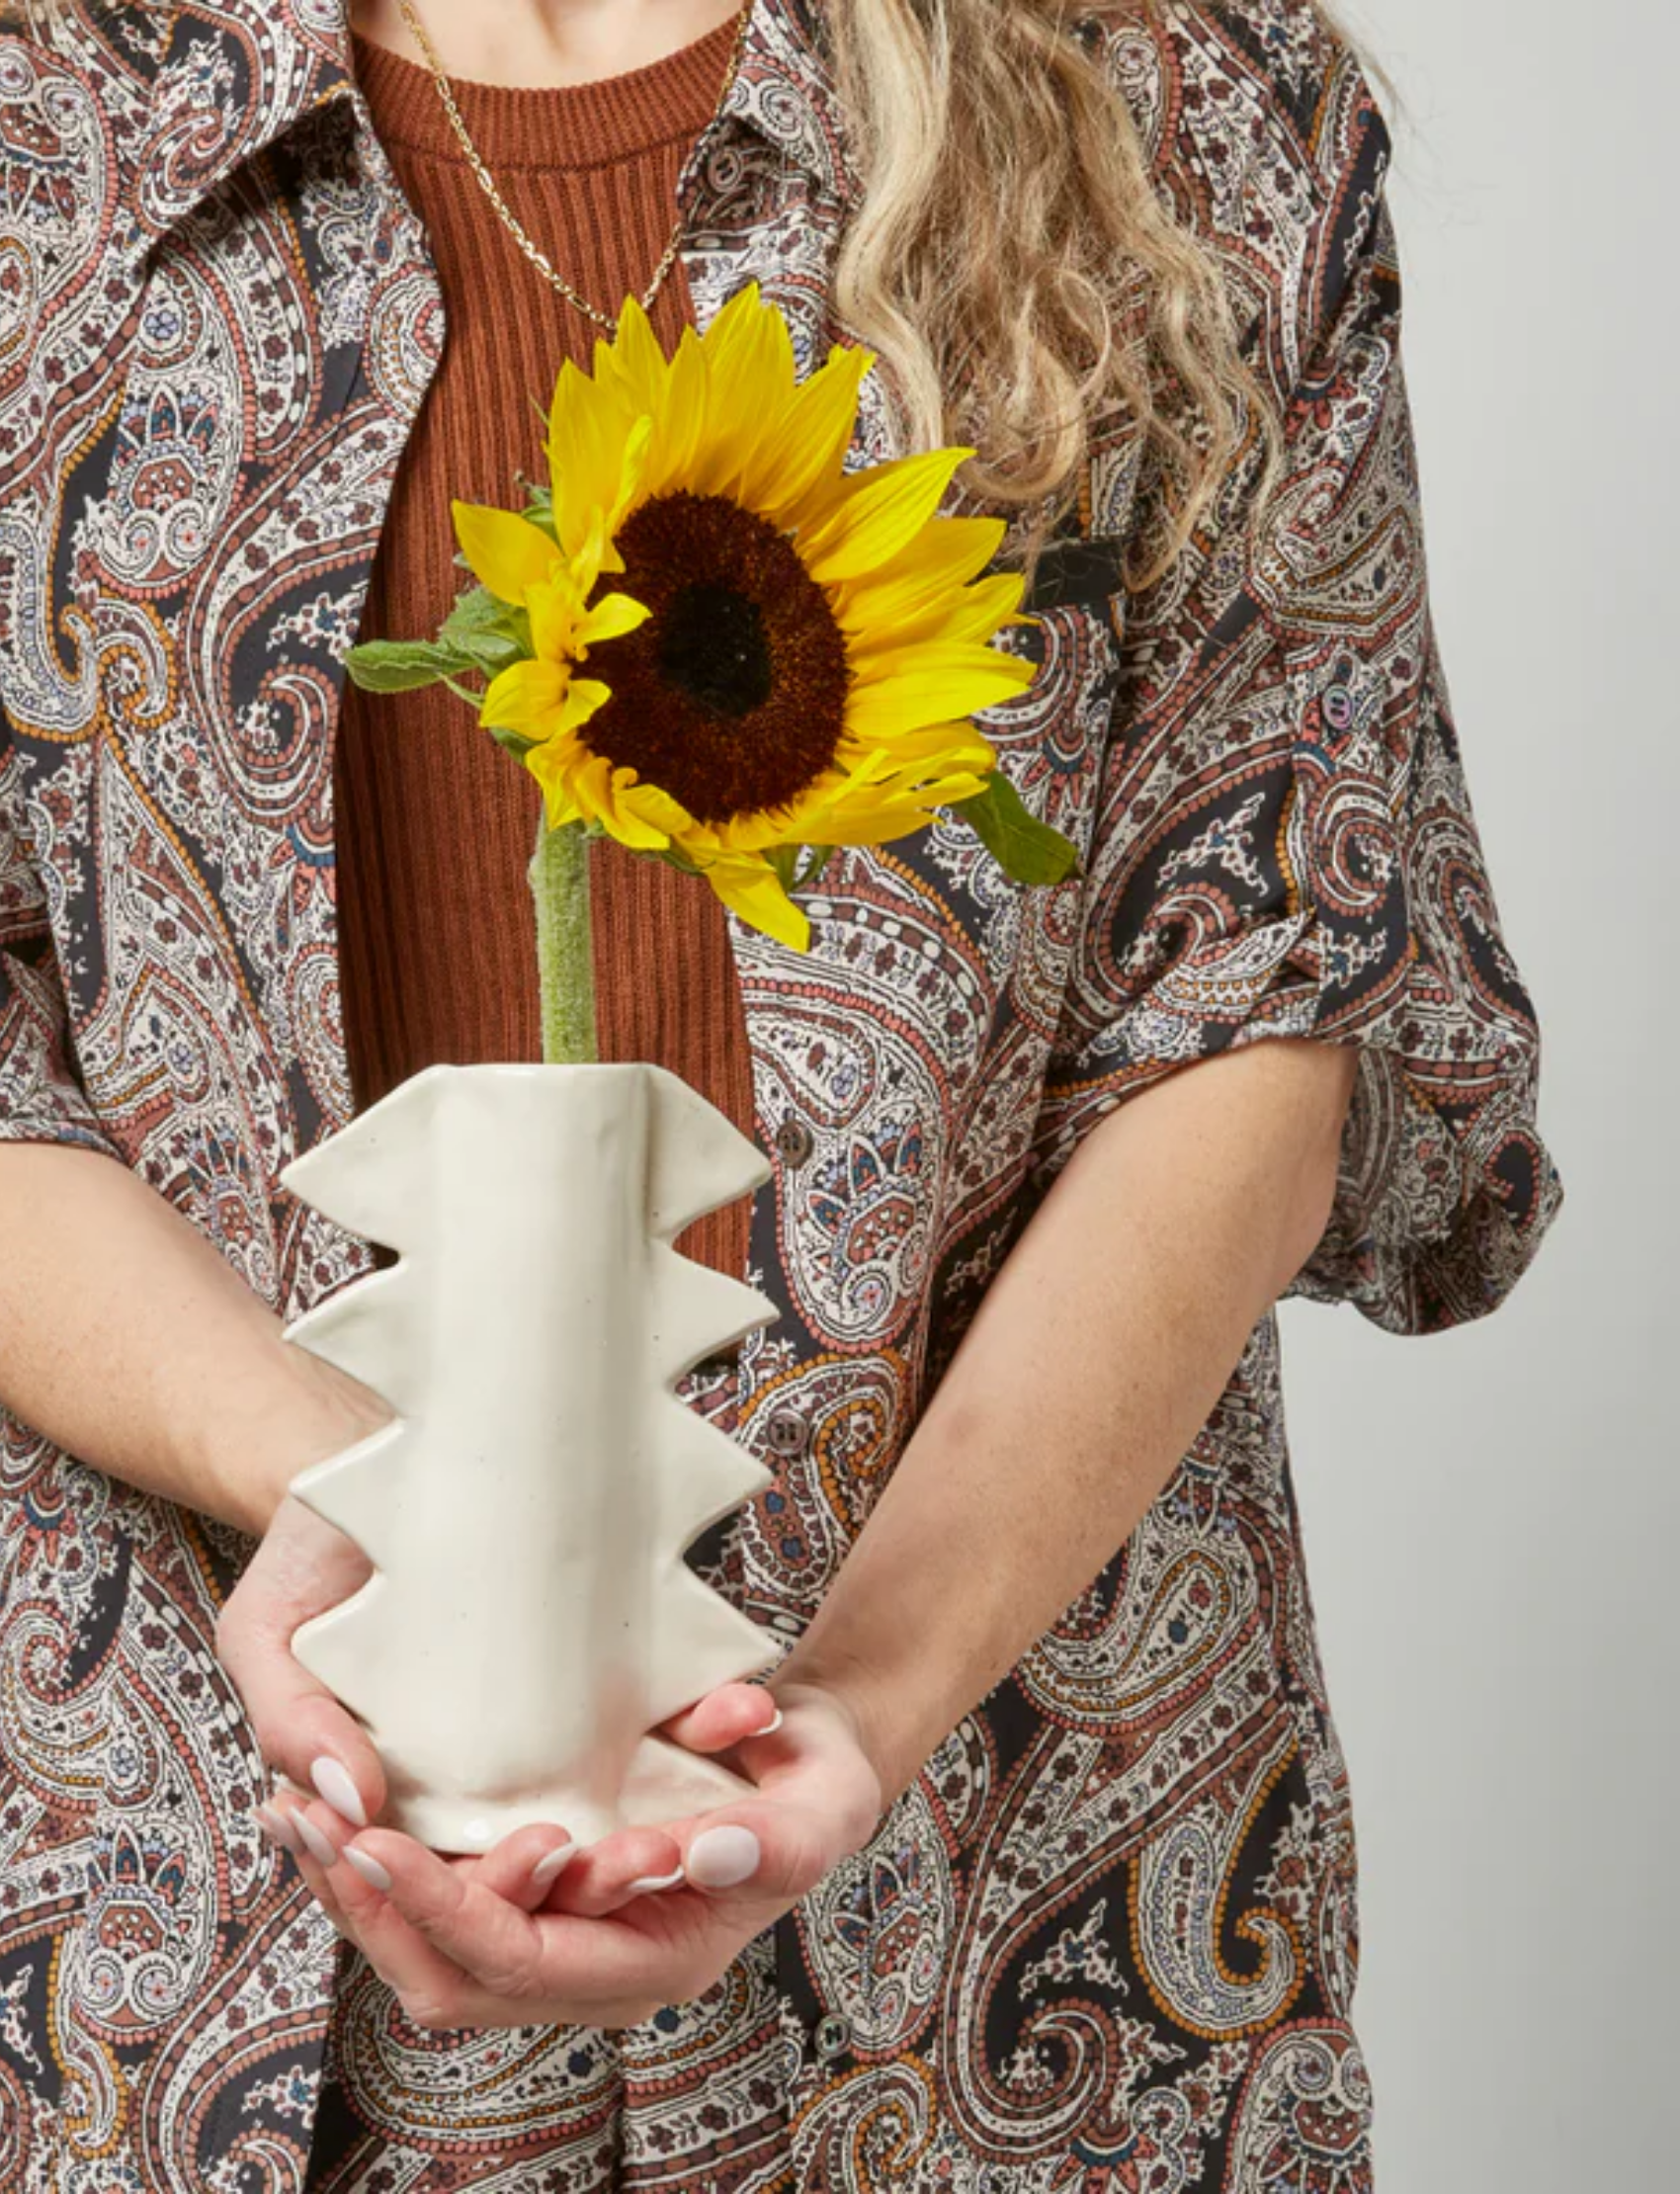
[776,1037,1360,1804]
[0,1140,391,1535]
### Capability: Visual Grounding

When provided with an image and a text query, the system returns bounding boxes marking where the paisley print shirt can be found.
[0,0,1562,2186]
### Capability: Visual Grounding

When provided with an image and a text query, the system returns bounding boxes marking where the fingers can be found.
[543,1685,783,1918]
[258,1792,795,2034]
[261,1780,366,1949]
[655,1681,782,1756]
[458,1823,581,1913]
[679,1802,807,1904]
[216,1494,387,1831]
[682,1820,764,1893]
[342,1826,683,2012]
[547,1799,802,1918]
[266,1774,357,1874]
[264,1784,485,2026]
[542,1825,689,1919]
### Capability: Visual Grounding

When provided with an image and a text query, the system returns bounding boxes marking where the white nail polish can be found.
[626,1866,685,1895]
[255,1804,303,1856]
[343,1845,393,1893]
[309,1756,367,1828]
[531,1841,578,1892]
[685,1824,762,1891]
[294,1814,340,1869]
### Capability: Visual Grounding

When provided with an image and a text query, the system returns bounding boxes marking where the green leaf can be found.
[519,479,558,540]
[486,722,540,759]
[649,841,705,878]
[438,585,531,670]
[765,843,801,891]
[755,844,838,892]
[343,638,478,693]
[952,772,1083,886]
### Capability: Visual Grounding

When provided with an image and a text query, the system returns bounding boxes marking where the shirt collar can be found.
[133,0,859,251]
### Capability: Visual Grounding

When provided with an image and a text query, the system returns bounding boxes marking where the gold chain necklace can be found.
[388,0,754,334]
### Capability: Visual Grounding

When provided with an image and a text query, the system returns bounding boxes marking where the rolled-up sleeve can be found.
[1034,92,1563,1335]
[0,715,119,1156]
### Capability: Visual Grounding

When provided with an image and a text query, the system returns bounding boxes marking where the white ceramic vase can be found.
[276,1060,781,1852]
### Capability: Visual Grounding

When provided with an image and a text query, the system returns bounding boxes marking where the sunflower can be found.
[442,282,1050,950]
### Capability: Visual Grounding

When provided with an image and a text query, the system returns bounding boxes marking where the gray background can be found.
[1280,1,1676,2183]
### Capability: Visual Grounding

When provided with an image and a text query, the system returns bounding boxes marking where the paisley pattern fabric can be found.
[0,0,1560,2185]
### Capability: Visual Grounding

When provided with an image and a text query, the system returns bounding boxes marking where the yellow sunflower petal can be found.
[736,338,873,527]
[545,359,626,556]
[716,311,801,516]
[479,656,567,734]
[523,282,1043,886]
[802,805,940,848]
[605,412,655,543]
[706,858,811,952]
[617,778,697,840]
[599,291,669,424]
[833,719,998,771]
[452,501,561,605]
[799,446,975,585]
[689,284,792,501]
[707,808,790,855]
[571,502,623,588]
[789,787,933,844]
[557,677,615,733]
[568,752,616,830]
[524,740,586,832]
[526,575,584,663]
[786,742,996,846]
[560,753,665,853]
[828,515,1011,633]
[843,564,1030,655]
[635,322,711,500]
[845,644,1040,739]
[575,589,653,649]
[598,770,674,851]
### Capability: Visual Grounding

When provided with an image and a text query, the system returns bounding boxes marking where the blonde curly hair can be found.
[6,0,1392,597]
[821,0,1393,596]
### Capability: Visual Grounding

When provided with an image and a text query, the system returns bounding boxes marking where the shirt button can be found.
[764,1406,808,1458]
[813,2011,851,2061]
[773,1116,814,1166]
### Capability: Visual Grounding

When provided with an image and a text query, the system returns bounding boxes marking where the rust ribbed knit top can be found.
[335,14,757,1279]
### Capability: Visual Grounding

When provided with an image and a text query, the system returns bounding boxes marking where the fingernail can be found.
[626,1866,685,1895]
[343,1845,392,1893]
[255,1803,303,1856]
[756,1705,784,1734]
[686,1823,761,1891]
[310,1756,367,1828]
[294,1813,341,1869]
[530,1841,578,1892]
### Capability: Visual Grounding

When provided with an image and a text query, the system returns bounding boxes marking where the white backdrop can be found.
[1278,2,1677,2185]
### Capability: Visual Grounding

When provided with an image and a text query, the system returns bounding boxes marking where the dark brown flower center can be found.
[577,489,851,825]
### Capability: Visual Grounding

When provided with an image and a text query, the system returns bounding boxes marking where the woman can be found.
[0,0,1561,2185]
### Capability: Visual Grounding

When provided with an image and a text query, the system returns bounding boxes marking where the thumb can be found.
[216,1491,388,1832]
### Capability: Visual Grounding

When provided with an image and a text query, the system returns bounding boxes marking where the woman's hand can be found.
[216,1491,392,1834]
[259,1678,882,2031]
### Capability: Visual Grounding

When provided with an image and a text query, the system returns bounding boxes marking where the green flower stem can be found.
[528,817,598,1066]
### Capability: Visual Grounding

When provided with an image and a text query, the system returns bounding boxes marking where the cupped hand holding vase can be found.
[275,280,1075,1856]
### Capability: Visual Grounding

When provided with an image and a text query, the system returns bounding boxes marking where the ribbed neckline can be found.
[350,9,745,170]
